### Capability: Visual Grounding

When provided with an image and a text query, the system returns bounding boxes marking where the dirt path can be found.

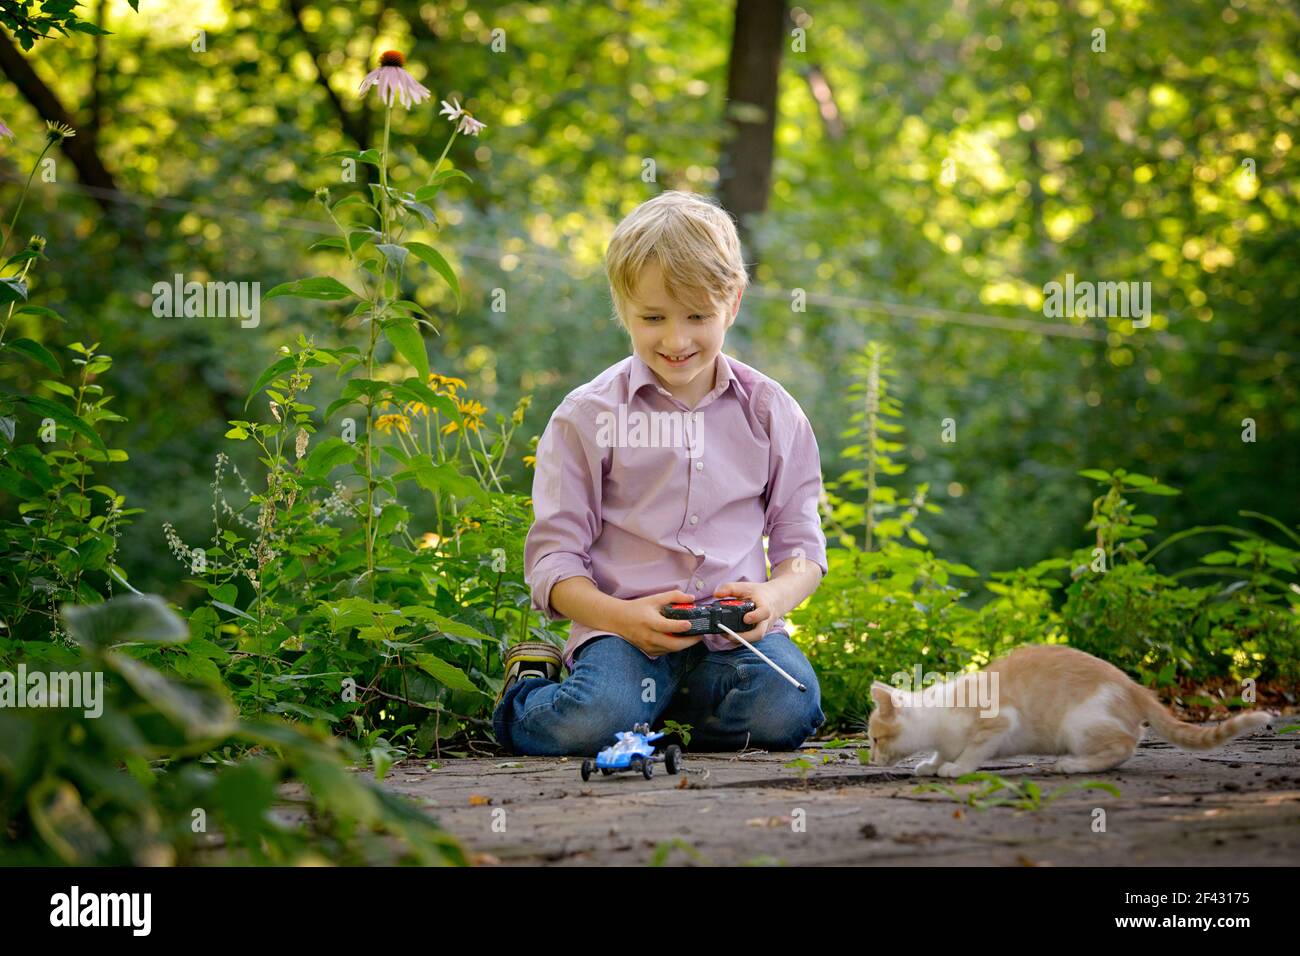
[378,730,1300,865]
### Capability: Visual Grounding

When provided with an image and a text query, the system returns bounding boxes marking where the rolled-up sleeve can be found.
[524,396,606,621]
[760,384,829,577]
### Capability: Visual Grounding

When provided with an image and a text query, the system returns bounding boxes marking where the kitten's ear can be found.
[870,681,896,713]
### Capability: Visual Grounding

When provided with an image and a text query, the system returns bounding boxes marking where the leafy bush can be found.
[792,342,1300,733]
[155,74,546,758]
[0,594,465,865]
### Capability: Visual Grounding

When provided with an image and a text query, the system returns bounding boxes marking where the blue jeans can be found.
[492,631,825,756]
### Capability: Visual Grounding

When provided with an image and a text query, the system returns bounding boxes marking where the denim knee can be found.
[739,658,824,750]
[528,674,655,755]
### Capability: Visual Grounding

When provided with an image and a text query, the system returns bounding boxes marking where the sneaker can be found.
[495,641,564,709]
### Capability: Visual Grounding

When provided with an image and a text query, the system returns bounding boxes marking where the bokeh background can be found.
[1,0,1296,603]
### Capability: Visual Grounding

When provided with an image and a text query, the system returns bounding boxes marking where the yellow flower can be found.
[440,396,486,435]
[419,532,441,549]
[375,414,411,435]
[404,401,430,417]
[428,372,467,397]
[523,455,536,468]
[512,395,532,426]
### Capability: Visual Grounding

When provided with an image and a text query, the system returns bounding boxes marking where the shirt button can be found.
[695,460,703,470]
[695,579,704,590]
[689,514,699,525]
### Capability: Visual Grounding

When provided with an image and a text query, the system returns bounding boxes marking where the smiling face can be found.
[626,258,741,405]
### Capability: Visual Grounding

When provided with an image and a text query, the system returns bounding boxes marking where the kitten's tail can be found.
[1135,687,1272,750]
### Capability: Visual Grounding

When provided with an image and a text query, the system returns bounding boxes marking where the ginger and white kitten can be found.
[867,645,1273,777]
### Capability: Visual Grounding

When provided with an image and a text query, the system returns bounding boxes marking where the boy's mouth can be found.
[659,351,697,367]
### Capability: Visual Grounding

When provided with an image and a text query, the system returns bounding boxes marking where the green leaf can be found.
[15,305,65,323]
[1077,469,1111,482]
[395,377,460,421]
[264,277,358,301]
[403,458,488,503]
[400,607,492,643]
[405,242,461,311]
[107,653,237,740]
[321,148,382,167]
[1144,483,1181,496]
[399,198,438,227]
[268,701,341,723]
[212,600,255,622]
[414,170,472,203]
[61,594,189,648]
[309,236,346,252]
[383,319,429,381]
[376,243,409,271]
[321,597,406,633]
[414,653,482,694]
[243,356,297,410]
[0,277,28,305]
[5,338,61,373]
[7,393,107,452]
[302,437,359,478]
[39,379,75,397]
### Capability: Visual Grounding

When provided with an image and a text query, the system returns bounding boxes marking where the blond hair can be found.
[604,190,749,329]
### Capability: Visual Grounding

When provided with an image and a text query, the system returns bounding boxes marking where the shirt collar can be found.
[629,350,746,406]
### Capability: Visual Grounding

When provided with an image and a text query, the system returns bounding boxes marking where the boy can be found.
[493,190,828,756]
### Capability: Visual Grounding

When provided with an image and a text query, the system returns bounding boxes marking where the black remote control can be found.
[660,599,757,636]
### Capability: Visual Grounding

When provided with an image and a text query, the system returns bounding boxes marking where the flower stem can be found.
[0,140,55,262]
[363,104,394,597]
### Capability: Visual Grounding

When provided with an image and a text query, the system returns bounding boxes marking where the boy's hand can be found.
[612,589,704,658]
[713,581,778,644]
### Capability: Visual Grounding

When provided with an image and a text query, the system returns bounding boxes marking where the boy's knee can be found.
[739,662,824,751]
[521,674,656,755]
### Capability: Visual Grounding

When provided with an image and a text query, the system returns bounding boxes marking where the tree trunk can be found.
[717,0,787,269]
[0,28,121,216]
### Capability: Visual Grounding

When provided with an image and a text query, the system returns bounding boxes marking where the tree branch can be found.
[0,27,119,215]
[285,0,371,151]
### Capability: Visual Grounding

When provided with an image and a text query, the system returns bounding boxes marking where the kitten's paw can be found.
[914,758,940,777]
[936,762,967,778]
[1050,758,1084,774]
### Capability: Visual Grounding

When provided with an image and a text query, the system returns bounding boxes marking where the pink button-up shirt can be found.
[525,350,829,670]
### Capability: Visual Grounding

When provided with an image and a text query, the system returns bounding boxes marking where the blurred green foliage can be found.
[0,0,1292,600]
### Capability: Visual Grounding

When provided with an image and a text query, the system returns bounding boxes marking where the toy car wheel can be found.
[664,744,682,774]
[581,759,593,781]
[600,767,614,776]
[630,756,644,776]
[642,757,654,779]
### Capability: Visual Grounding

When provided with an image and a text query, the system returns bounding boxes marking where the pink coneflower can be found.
[0,117,13,141]
[438,97,487,137]
[358,50,431,109]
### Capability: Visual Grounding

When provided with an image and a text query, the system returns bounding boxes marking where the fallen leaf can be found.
[469,794,492,806]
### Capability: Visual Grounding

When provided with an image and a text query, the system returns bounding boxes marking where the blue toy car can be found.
[581,722,682,781]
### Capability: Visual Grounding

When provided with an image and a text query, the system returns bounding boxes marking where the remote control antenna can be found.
[716,622,807,692]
